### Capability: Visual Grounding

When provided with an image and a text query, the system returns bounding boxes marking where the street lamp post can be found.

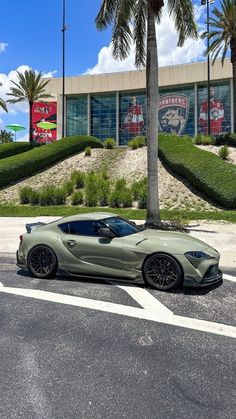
[62,0,69,139]
[201,0,214,136]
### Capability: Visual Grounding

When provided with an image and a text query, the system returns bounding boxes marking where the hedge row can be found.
[0,142,33,160]
[158,134,236,209]
[216,132,236,147]
[0,136,103,189]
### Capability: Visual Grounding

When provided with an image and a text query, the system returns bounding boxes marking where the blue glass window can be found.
[66,96,88,136]
[91,94,116,140]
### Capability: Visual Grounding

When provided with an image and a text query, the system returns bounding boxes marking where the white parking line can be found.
[223,274,236,283]
[110,281,173,316]
[0,286,235,339]
[0,281,3,287]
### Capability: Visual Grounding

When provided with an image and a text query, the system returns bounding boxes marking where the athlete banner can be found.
[32,102,57,143]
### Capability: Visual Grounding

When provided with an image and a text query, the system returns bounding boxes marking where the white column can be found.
[194,83,198,137]
[230,78,234,133]
[116,91,119,146]
[57,93,62,140]
[87,93,91,136]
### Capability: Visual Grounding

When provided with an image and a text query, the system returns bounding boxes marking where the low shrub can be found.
[0,136,103,189]
[0,142,33,160]
[194,134,215,145]
[71,171,85,189]
[158,134,236,209]
[135,136,146,147]
[98,178,111,206]
[104,138,116,149]
[218,145,230,160]
[29,189,40,205]
[109,178,133,208]
[215,132,236,147]
[84,146,91,157]
[71,190,83,205]
[84,172,99,206]
[128,138,139,149]
[137,190,147,209]
[62,180,74,196]
[39,186,66,206]
[19,186,33,204]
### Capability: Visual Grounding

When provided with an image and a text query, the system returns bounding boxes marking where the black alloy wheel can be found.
[28,246,57,279]
[143,253,183,291]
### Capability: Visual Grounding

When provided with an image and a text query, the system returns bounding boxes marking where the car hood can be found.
[124,228,216,255]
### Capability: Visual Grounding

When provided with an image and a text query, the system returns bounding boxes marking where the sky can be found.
[0,0,223,141]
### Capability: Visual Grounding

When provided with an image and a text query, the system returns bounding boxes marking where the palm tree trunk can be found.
[231,40,236,132]
[29,101,33,144]
[145,2,160,227]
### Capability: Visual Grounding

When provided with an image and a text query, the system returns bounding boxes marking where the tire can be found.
[143,253,183,291]
[27,245,58,279]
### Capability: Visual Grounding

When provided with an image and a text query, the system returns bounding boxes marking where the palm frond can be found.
[133,0,147,67]
[167,0,198,46]
[96,0,118,29]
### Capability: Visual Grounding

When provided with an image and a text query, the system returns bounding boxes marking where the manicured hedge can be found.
[215,132,236,147]
[0,142,33,160]
[158,134,236,209]
[0,136,103,189]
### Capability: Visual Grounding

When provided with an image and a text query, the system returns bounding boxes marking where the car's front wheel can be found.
[27,245,57,279]
[143,253,183,291]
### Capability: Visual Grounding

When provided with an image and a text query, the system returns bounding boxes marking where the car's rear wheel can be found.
[143,253,183,291]
[27,246,57,279]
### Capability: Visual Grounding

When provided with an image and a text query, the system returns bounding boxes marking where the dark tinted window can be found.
[104,216,140,237]
[58,220,104,236]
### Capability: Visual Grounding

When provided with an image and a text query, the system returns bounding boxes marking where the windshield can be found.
[103,216,141,237]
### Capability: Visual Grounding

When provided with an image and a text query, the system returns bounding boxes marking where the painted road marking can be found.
[223,274,236,283]
[109,281,173,316]
[0,286,235,339]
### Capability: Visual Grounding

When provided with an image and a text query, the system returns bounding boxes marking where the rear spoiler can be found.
[26,222,46,233]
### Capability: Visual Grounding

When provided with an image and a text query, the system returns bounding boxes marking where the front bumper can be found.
[184,268,223,287]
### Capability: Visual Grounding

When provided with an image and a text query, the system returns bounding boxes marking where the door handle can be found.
[67,240,76,247]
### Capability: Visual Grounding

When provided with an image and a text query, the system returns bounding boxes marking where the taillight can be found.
[19,235,23,243]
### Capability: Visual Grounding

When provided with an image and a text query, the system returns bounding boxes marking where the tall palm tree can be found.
[0,82,8,112]
[7,69,52,143]
[201,0,236,132]
[96,0,197,226]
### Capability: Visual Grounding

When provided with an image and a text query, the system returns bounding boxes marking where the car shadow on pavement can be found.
[16,269,223,296]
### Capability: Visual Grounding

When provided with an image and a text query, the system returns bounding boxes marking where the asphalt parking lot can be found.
[0,217,235,419]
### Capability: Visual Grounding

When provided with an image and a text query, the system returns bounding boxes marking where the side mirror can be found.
[98,227,116,238]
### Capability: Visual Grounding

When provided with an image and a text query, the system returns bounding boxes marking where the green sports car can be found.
[16,212,222,291]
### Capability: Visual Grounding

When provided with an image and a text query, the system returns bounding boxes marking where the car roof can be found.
[57,212,118,224]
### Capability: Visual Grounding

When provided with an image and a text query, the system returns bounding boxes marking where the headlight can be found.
[185,251,214,260]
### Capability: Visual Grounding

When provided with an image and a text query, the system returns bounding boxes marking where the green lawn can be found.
[0,205,235,222]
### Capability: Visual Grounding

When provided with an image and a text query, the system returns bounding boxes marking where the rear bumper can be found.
[16,250,26,269]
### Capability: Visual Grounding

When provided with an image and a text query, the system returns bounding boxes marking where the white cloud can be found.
[86,5,206,74]
[0,43,8,54]
[0,65,57,116]
[16,133,29,142]
[42,70,57,78]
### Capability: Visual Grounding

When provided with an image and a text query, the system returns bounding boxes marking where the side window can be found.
[59,220,104,236]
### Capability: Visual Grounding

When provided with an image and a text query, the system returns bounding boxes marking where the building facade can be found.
[43,59,234,145]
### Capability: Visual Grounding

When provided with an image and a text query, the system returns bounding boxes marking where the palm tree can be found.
[0,129,14,143]
[7,69,52,143]
[96,0,197,226]
[201,0,236,132]
[0,82,8,112]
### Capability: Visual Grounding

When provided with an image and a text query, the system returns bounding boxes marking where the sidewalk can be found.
[0,217,235,275]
